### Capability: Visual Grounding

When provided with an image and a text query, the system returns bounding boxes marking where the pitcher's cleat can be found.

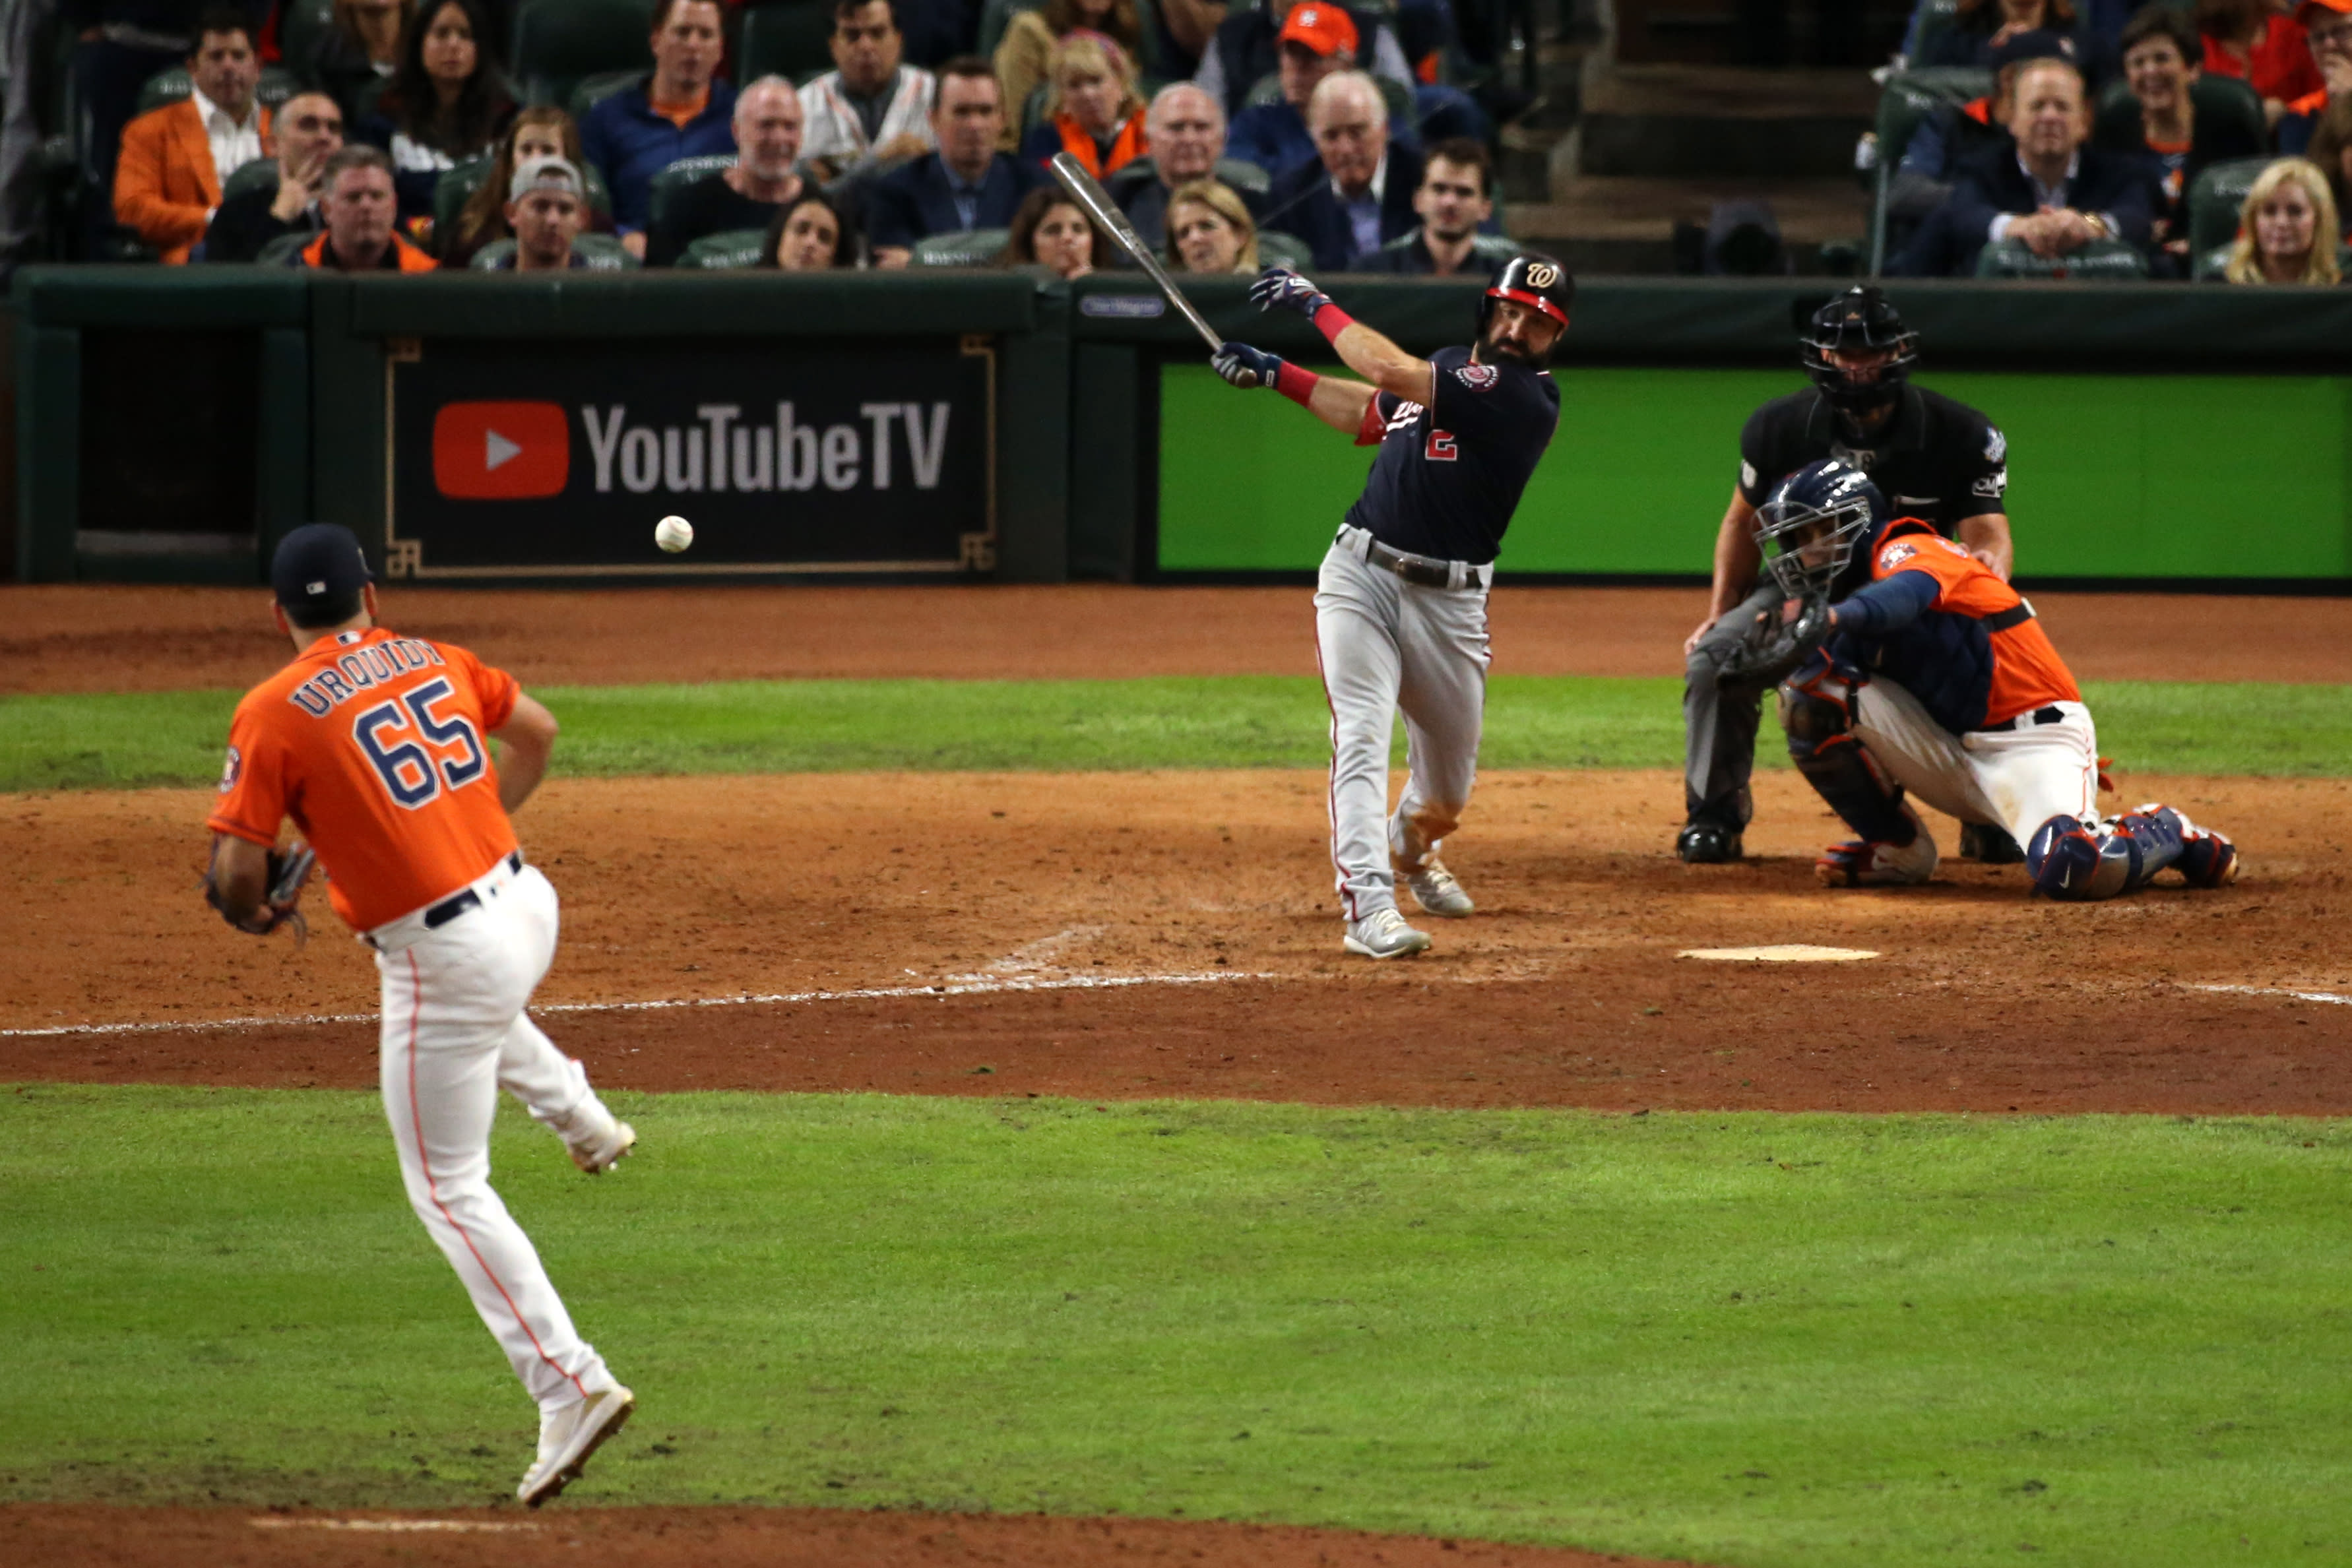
[519,1383,635,1507]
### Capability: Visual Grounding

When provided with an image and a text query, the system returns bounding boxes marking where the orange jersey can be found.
[1864,520,2078,728]
[208,627,522,931]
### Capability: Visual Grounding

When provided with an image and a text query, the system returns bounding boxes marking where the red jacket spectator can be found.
[2199,0,2324,105]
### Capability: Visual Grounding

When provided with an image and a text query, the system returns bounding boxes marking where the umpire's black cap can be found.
[270,523,373,615]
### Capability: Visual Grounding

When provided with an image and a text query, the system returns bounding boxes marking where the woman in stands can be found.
[2196,0,2323,126]
[761,189,860,269]
[1000,185,1106,278]
[1018,32,1149,178]
[1164,177,1259,272]
[2224,156,2342,280]
[1918,0,2097,76]
[360,0,515,231]
[994,0,1143,146]
[309,0,411,126]
[2097,6,2264,270]
[443,107,610,267]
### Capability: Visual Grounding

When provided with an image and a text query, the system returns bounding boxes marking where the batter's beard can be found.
[1477,326,1547,368]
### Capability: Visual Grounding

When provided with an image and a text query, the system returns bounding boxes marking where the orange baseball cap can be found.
[1279,3,1359,58]
[2301,0,2352,22]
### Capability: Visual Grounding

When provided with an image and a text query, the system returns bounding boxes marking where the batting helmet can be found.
[1479,252,1575,338]
[1800,285,1917,418]
[1754,458,1886,599]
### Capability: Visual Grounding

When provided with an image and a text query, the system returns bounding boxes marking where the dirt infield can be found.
[7,769,2347,1115]
[5,582,2351,691]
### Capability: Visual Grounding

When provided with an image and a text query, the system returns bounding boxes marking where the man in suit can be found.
[864,56,1042,267]
[1890,55,2153,276]
[112,5,270,263]
[202,89,341,262]
[1263,70,1419,270]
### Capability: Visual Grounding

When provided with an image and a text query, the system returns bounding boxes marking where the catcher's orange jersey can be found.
[208,626,521,931]
[1870,524,2079,726]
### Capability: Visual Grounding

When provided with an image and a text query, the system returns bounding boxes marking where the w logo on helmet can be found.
[1525,263,1558,290]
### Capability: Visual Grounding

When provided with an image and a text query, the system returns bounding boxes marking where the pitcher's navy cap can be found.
[270,523,373,612]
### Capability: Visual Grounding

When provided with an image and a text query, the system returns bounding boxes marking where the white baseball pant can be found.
[1852,679,2100,845]
[374,860,620,1416]
[1315,529,1492,920]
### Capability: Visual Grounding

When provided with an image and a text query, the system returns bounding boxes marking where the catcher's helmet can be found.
[1800,285,1917,418]
[1755,458,1886,599]
[1479,252,1574,338]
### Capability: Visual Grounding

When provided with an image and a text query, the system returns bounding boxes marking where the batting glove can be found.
[1248,265,1331,318]
[1213,340,1285,390]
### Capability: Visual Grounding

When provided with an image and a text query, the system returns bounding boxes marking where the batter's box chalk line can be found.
[249,1519,541,1533]
[0,970,1273,1040]
[1678,944,1881,962]
[2192,984,2352,1005]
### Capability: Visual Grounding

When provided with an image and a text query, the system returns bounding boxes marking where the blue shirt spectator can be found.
[579,0,734,239]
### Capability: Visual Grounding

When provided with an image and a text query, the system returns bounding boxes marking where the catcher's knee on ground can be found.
[2025,805,2192,901]
[1779,673,1918,846]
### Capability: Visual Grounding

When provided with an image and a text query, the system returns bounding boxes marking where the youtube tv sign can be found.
[388,339,992,578]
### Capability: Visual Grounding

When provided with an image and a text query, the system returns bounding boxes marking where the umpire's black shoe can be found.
[1959,822,2026,864]
[1676,821,1744,863]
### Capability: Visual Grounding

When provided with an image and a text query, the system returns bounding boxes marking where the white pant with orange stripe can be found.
[1852,680,2101,846]
[375,862,619,1416]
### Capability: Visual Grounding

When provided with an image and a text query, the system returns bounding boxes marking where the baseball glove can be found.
[1714,594,1833,693]
[204,842,319,945]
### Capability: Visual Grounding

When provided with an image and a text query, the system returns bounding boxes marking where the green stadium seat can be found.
[911,227,1009,266]
[471,232,641,268]
[512,0,655,108]
[678,226,771,267]
[1973,235,2149,279]
[435,155,494,239]
[978,0,1041,61]
[1255,228,1315,268]
[1908,0,1963,65]
[2096,73,2263,158]
[647,153,736,229]
[1867,67,1990,274]
[278,0,339,76]
[135,63,302,117]
[1242,69,1411,124]
[2188,155,2275,259]
[253,230,311,265]
[220,156,280,203]
[567,66,651,121]
[738,3,837,86]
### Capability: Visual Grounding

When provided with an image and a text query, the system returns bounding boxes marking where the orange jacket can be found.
[297,230,439,271]
[113,97,274,264]
[1050,109,1148,179]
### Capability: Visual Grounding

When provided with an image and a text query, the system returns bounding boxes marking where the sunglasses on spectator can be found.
[2311,18,2352,47]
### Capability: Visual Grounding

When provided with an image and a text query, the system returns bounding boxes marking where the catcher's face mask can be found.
[1756,494,1874,598]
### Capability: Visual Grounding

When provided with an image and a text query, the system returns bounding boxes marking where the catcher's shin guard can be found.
[1778,662,1919,848]
[2025,812,2176,901]
[2124,803,2239,888]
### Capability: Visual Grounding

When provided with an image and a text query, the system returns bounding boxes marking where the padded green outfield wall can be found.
[1155,364,2352,579]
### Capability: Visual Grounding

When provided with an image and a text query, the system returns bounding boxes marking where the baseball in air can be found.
[654,515,693,553]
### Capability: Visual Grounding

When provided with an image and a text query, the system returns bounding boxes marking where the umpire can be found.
[1677,286,2015,863]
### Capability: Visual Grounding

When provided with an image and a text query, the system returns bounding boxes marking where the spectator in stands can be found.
[2224,154,2342,278]
[1114,83,1250,249]
[110,7,267,263]
[1265,69,1420,268]
[1164,176,1259,270]
[203,88,342,261]
[1890,55,2151,274]
[441,106,590,267]
[581,0,735,254]
[1018,32,1149,177]
[1197,0,1414,121]
[479,155,587,269]
[2197,0,2322,126]
[2304,91,2352,212]
[358,0,513,230]
[1890,30,2068,243]
[864,57,1044,266]
[75,0,268,255]
[1916,0,2095,73]
[893,0,985,68]
[995,0,1141,148]
[647,76,807,266]
[1224,3,1358,178]
[1000,184,1103,276]
[284,143,435,267]
[801,0,937,181]
[1349,135,1492,271]
[760,187,860,267]
[2097,5,2263,267]
[307,0,409,126]
[1151,0,1226,79]
[2279,0,2352,151]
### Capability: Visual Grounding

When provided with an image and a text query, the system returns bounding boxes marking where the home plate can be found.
[1678,944,1880,962]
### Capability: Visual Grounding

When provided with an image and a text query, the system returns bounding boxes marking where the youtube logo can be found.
[433,401,570,499]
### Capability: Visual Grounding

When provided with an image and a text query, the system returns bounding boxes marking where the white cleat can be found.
[1343,908,1433,959]
[519,1383,635,1507]
[1404,861,1475,918]
[563,1104,637,1176]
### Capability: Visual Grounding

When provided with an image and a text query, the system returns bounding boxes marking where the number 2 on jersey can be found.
[354,677,487,809]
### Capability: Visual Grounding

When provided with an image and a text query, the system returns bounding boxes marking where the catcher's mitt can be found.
[1714,595,1833,693]
[204,842,319,946]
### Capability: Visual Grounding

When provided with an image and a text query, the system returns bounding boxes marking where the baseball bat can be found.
[1048,152,1224,354]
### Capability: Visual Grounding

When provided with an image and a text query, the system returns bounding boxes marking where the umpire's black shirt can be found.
[1740,384,2008,537]
[1345,346,1560,565]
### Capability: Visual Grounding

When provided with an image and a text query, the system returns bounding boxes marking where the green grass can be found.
[4,1085,2349,1565]
[3,676,2348,790]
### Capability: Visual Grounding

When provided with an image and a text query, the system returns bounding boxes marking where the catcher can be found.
[1723,459,2238,900]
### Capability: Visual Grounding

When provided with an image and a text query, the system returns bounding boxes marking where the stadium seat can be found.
[2187,155,2275,258]
[1255,228,1316,268]
[1973,235,2149,279]
[911,227,1009,265]
[219,156,280,204]
[2095,73,2264,158]
[470,231,641,267]
[1866,67,1991,273]
[1907,0,1964,65]
[135,63,302,117]
[253,230,310,265]
[512,0,656,108]
[647,153,736,229]
[1242,69,1412,125]
[738,2,837,85]
[678,226,770,267]
[278,0,339,75]
[978,0,1040,61]
[567,66,649,120]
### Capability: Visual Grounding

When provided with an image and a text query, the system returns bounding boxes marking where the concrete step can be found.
[1573,64,1876,179]
[1611,0,1910,67]
[1508,173,1867,274]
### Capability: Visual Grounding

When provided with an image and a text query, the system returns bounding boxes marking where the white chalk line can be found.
[249,1517,539,1534]
[0,970,1266,1040]
[2191,984,2352,1006]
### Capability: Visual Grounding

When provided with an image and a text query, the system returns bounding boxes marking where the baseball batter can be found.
[1211,255,1570,958]
[203,525,637,1506]
[1748,460,2238,898]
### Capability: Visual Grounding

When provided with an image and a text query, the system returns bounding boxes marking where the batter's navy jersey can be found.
[1342,346,1560,565]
